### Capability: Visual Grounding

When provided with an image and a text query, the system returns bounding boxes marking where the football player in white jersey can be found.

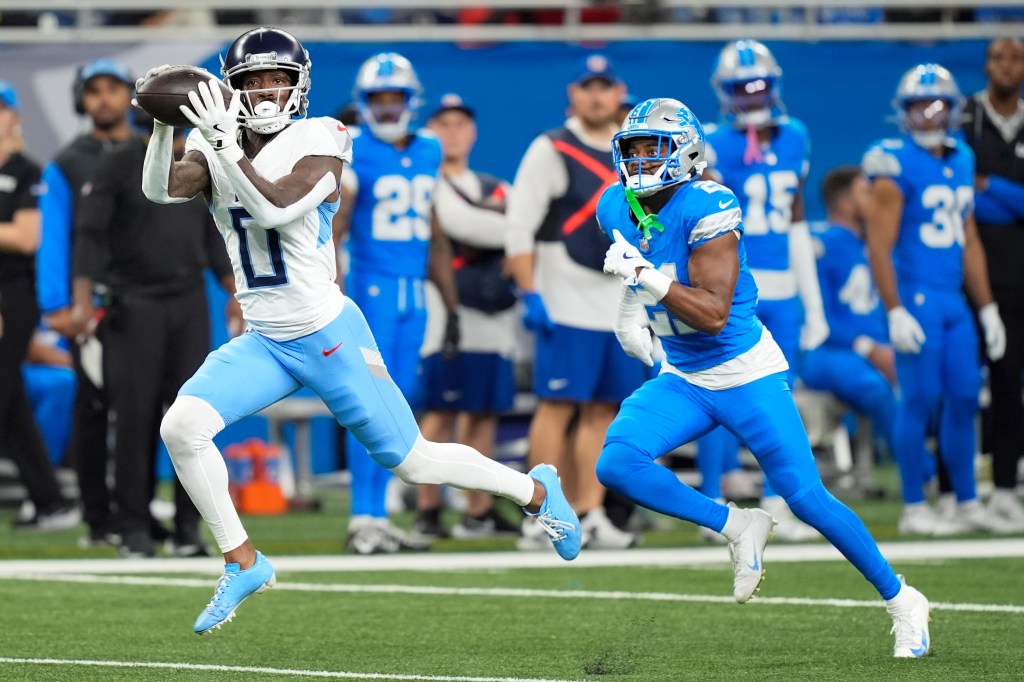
[140,27,581,635]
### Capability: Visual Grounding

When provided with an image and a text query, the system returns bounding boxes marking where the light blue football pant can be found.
[696,297,801,499]
[344,272,427,517]
[893,285,981,505]
[800,346,897,455]
[597,371,901,599]
[178,300,421,474]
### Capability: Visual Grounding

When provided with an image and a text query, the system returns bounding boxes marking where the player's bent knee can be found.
[389,438,445,486]
[596,442,639,491]
[160,395,225,459]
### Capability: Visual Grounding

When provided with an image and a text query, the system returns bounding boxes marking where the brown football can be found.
[135,65,232,128]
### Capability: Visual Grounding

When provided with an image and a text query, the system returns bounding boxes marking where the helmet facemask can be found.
[358,89,417,143]
[226,65,309,135]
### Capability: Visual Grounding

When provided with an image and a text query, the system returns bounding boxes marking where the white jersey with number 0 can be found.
[186,117,353,341]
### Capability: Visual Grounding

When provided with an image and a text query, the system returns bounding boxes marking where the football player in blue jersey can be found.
[864,64,1015,535]
[697,39,825,540]
[595,97,930,658]
[801,166,898,468]
[331,52,463,554]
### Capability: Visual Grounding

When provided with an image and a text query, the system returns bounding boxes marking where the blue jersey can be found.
[704,118,810,273]
[596,180,762,371]
[346,127,442,279]
[861,135,975,292]
[813,224,887,349]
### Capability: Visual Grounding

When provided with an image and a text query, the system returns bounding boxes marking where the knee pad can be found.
[160,395,224,459]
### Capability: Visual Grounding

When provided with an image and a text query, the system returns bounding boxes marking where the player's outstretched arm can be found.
[142,121,210,204]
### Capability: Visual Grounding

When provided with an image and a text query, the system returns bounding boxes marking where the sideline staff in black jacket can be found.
[72,130,241,557]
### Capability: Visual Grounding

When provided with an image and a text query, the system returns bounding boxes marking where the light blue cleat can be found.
[194,551,276,635]
[527,464,582,560]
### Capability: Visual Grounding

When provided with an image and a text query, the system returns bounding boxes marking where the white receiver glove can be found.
[614,285,654,367]
[979,303,1006,362]
[887,306,926,354]
[603,229,653,282]
[180,78,243,162]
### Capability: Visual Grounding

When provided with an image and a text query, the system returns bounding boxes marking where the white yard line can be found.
[0,658,585,682]
[1,538,1022,576]
[3,572,1022,614]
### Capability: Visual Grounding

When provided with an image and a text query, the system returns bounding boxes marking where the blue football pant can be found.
[345,273,427,517]
[598,371,901,599]
[696,297,801,499]
[801,346,896,454]
[179,301,421,471]
[893,286,981,505]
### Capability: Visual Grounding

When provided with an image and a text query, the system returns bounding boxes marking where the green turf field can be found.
[1,468,1022,681]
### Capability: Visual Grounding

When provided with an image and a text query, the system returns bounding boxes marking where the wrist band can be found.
[637,267,672,301]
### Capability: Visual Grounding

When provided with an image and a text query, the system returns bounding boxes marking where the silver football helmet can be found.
[353,52,423,142]
[710,39,784,128]
[893,63,963,149]
[612,98,706,198]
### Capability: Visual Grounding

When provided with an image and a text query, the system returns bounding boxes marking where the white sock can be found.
[391,435,534,507]
[160,396,248,554]
[720,506,750,541]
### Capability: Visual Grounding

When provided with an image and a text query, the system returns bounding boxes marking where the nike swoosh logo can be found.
[747,541,760,571]
[322,342,343,357]
[547,378,570,391]
[213,124,227,134]
[719,199,734,209]
[623,254,637,260]
[910,632,928,657]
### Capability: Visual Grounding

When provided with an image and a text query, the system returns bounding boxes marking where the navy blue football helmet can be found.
[221,27,311,134]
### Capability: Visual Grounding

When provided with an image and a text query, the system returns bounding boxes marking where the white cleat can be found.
[987,490,1024,533]
[954,499,1022,534]
[898,503,967,537]
[727,506,776,603]
[581,507,638,550]
[887,575,930,658]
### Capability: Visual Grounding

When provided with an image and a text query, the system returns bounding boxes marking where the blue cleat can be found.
[194,551,276,635]
[527,464,582,560]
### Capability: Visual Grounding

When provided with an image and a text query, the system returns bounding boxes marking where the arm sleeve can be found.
[789,220,826,319]
[434,178,507,249]
[981,174,1024,221]
[974,187,1017,224]
[36,162,73,312]
[505,135,567,256]
[142,123,192,204]
[73,151,119,282]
